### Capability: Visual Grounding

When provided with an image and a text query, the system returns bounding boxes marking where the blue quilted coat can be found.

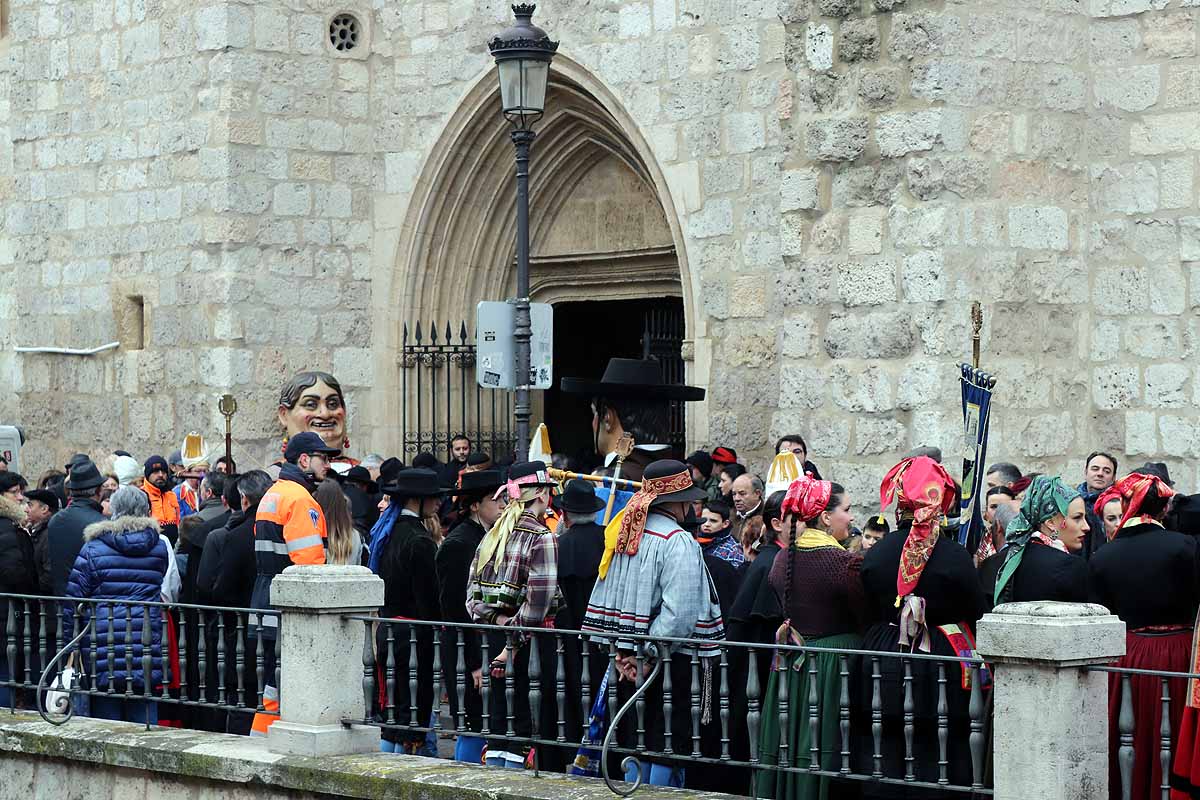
[62,516,169,691]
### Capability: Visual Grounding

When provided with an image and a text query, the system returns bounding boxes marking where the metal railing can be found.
[346,616,995,797]
[0,594,279,731]
[1087,663,1199,800]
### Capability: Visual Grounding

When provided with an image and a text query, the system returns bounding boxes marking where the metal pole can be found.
[511,127,536,455]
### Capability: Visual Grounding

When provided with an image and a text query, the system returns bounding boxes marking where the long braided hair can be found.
[781,483,846,620]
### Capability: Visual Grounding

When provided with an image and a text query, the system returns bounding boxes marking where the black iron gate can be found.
[400,321,516,462]
[640,304,686,455]
[402,304,685,465]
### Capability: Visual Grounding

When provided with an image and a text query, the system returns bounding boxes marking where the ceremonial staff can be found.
[218,393,237,473]
[602,434,635,526]
[547,468,642,491]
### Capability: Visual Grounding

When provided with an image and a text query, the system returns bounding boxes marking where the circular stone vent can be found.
[329,13,361,52]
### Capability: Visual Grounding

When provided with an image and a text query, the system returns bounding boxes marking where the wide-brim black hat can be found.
[343,465,378,494]
[66,459,105,491]
[381,467,450,498]
[559,478,606,514]
[560,358,705,402]
[453,469,505,499]
[641,458,708,506]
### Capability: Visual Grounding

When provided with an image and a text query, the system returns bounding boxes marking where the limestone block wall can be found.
[0,0,378,470]
[1,0,1199,495]
[746,0,1200,504]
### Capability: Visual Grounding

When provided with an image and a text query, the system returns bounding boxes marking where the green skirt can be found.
[755,632,861,800]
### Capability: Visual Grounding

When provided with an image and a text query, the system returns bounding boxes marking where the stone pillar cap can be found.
[976,600,1126,667]
[270,564,384,610]
[989,600,1113,618]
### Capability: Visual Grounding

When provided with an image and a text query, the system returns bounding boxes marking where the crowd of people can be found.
[1,362,1199,800]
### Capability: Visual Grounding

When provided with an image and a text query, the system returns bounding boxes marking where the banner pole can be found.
[971,301,983,370]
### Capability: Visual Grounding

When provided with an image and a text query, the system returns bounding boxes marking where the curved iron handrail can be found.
[36,611,90,726]
[601,647,664,797]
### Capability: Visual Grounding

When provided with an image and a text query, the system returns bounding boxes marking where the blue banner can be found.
[592,484,635,526]
[958,365,996,550]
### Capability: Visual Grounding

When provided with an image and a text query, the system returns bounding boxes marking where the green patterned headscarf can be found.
[993,476,1080,606]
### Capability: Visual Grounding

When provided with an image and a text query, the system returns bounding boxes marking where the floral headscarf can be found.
[880,456,958,601]
[1094,472,1176,539]
[993,476,1080,605]
[782,475,832,522]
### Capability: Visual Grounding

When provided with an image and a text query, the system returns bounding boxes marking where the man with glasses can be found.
[249,431,337,737]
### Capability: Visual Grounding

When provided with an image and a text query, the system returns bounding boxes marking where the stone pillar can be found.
[267,565,384,757]
[976,601,1126,800]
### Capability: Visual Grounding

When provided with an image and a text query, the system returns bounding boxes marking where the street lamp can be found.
[489,3,557,459]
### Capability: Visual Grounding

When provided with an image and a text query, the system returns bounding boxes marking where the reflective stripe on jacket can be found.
[250,464,327,629]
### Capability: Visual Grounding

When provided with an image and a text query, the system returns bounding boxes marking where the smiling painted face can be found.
[279,375,347,452]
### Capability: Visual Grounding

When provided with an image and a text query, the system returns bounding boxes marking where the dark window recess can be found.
[120,295,146,351]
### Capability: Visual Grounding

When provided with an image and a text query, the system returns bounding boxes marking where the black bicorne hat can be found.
[560,358,704,402]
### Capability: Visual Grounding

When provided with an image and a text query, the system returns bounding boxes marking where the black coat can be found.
[1089,523,1200,630]
[861,525,986,627]
[378,514,440,620]
[978,549,1004,609]
[46,498,106,597]
[1004,542,1089,604]
[209,505,258,609]
[436,517,485,625]
[555,521,606,631]
[727,542,783,643]
[436,517,486,676]
[0,497,38,595]
[180,499,229,605]
[343,484,379,538]
[28,521,52,596]
[703,552,744,619]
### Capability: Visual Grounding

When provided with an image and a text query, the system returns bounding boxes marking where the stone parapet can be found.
[0,713,740,800]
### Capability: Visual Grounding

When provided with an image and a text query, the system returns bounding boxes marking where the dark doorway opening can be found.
[545,297,684,472]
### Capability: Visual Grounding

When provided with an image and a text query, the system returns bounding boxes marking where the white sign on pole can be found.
[0,426,23,474]
[475,301,554,390]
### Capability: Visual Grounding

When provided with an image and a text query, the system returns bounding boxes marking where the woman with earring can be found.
[757,476,865,800]
[991,475,1090,606]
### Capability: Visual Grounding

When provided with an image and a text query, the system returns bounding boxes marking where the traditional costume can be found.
[465,462,564,770]
[560,357,705,482]
[856,457,987,797]
[581,460,725,788]
[1085,473,1198,800]
[369,467,446,755]
[555,479,610,761]
[758,476,867,800]
[992,476,1089,605]
[435,468,504,762]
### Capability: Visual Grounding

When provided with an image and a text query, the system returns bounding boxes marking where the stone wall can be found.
[1,0,1199,499]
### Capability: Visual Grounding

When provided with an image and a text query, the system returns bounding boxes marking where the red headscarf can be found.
[1094,472,1176,539]
[782,475,832,522]
[880,456,958,600]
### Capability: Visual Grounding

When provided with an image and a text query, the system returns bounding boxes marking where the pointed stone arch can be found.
[377,54,709,455]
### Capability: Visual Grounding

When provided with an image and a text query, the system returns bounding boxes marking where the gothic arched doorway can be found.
[381,56,704,462]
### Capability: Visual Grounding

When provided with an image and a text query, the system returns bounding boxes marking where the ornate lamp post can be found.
[489,3,558,457]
